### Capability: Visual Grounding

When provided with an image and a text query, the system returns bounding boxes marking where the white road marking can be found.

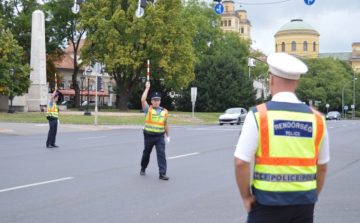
[329,127,334,129]
[186,128,239,131]
[0,177,73,193]
[78,136,106,140]
[343,125,347,126]
[353,123,356,125]
[34,124,48,127]
[168,152,199,160]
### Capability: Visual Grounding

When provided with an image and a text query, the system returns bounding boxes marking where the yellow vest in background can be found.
[47,102,59,119]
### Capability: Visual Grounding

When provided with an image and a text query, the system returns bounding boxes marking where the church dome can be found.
[279,19,316,31]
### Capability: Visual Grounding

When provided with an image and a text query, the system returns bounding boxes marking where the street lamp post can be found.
[140,76,146,113]
[84,68,92,116]
[79,76,85,111]
[8,68,15,114]
[353,68,356,120]
[342,78,357,119]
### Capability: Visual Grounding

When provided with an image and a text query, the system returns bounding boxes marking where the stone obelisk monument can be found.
[27,10,48,111]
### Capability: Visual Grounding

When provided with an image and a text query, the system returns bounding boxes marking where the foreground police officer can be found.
[46,86,60,148]
[234,53,329,223]
[140,81,170,180]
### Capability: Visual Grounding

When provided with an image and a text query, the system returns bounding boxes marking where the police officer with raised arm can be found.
[46,86,60,148]
[140,81,170,180]
[234,53,330,223]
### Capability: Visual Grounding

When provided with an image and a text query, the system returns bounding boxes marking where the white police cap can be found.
[267,53,308,80]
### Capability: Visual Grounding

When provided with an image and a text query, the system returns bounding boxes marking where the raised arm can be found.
[141,81,150,109]
[51,86,58,101]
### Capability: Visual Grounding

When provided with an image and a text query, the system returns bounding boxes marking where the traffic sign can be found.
[214,4,224,15]
[344,106,348,110]
[351,105,355,109]
[304,0,315,5]
[326,104,329,108]
[135,8,144,18]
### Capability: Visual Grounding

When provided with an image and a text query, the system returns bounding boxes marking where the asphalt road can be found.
[0,120,359,223]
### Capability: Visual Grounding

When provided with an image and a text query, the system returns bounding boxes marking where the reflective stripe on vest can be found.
[251,102,325,205]
[144,106,167,133]
[47,103,59,118]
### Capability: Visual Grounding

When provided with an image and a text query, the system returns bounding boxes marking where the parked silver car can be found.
[82,100,97,106]
[219,107,247,125]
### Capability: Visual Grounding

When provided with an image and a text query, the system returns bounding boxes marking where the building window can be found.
[225,6,228,12]
[275,43,277,52]
[313,42,316,51]
[241,27,244,33]
[228,20,231,26]
[224,20,227,26]
[303,41,308,51]
[292,41,296,51]
[282,42,285,52]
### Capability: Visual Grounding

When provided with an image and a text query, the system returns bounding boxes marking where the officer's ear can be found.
[269,74,274,86]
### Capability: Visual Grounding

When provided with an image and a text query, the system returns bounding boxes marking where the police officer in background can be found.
[46,86,60,148]
[140,81,170,180]
[234,53,329,223]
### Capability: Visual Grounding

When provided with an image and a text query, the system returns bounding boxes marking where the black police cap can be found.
[150,92,162,100]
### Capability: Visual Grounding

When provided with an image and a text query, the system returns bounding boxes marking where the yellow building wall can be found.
[275,34,319,58]
[220,1,251,40]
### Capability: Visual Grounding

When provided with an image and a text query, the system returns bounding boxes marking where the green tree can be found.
[45,0,87,107]
[0,20,31,96]
[79,0,196,111]
[216,31,251,67]
[296,58,353,112]
[181,0,223,63]
[176,54,256,112]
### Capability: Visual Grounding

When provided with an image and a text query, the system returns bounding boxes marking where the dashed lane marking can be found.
[329,127,334,129]
[186,128,239,131]
[34,124,48,127]
[168,152,199,160]
[343,125,347,127]
[0,177,73,193]
[78,136,106,140]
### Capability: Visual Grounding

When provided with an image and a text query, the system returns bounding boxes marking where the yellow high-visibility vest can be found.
[144,106,168,134]
[250,101,325,205]
[46,102,59,119]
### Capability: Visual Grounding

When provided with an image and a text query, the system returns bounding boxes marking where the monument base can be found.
[27,84,48,112]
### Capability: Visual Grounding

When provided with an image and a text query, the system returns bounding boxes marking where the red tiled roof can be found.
[58,90,109,97]
[55,54,84,70]
[64,39,86,53]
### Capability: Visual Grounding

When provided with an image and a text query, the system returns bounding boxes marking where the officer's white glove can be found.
[165,136,170,145]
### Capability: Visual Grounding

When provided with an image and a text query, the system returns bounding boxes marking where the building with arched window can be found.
[274,19,319,58]
[220,1,251,40]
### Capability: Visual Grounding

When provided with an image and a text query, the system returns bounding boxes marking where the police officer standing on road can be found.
[140,81,170,180]
[46,86,60,148]
[234,53,330,223]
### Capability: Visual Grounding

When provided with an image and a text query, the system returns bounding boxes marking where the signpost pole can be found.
[191,87,197,118]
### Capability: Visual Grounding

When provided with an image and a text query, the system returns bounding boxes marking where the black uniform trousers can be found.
[46,118,58,146]
[141,132,167,174]
[247,200,314,223]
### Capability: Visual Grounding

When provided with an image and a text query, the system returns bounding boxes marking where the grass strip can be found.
[0,111,221,125]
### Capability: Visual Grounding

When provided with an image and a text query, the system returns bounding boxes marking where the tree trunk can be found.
[118,92,130,111]
[72,69,80,108]
[72,50,80,108]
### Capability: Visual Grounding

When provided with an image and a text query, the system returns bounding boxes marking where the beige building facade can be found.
[220,1,251,40]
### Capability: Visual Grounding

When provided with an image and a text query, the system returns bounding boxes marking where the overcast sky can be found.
[202,0,360,55]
